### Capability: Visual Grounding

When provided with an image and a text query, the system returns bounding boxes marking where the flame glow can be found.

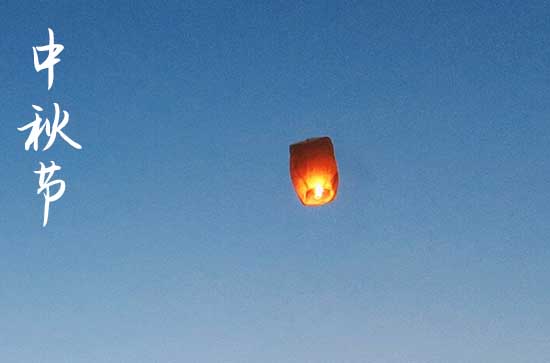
[313,184,324,200]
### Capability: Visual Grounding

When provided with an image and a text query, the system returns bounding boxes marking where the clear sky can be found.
[1,1,549,362]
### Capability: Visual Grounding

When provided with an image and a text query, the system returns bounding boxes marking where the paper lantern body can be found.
[289,137,339,206]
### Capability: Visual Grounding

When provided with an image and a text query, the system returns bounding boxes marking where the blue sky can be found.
[1,1,549,362]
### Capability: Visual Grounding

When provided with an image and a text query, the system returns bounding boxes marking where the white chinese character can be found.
[33,28,64,90]
[18,103,82,151]
[34,161,66,227]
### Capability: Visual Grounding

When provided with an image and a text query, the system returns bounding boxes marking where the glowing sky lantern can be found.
[289,136,339,206]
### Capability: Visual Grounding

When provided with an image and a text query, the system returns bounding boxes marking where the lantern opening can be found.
[305,183,334,205]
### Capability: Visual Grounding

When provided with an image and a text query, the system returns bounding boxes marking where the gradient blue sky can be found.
[1,1,549,362]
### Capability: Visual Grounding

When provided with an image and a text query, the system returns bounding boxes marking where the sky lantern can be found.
[289,136,339,206]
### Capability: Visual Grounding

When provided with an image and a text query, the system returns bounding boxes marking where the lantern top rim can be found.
[289,136,333,151]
